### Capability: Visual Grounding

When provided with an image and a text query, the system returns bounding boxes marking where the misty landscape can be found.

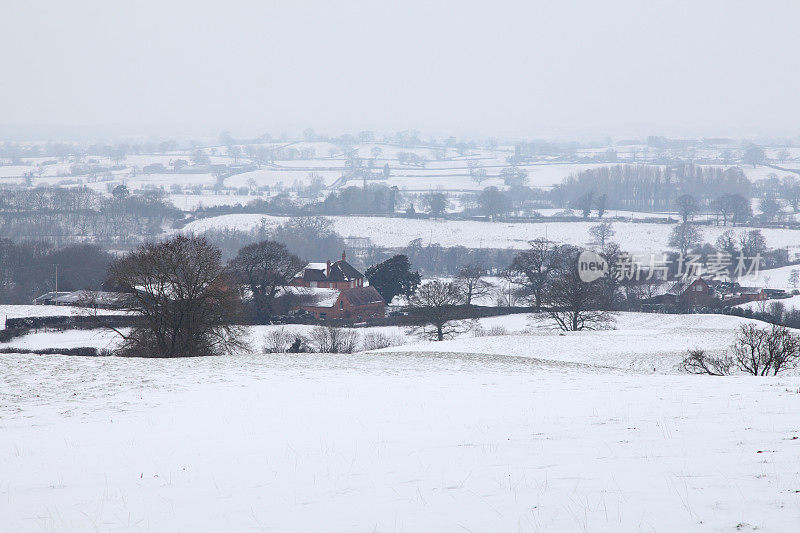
[2,1,800,532]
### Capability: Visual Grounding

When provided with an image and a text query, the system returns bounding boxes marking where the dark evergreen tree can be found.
[365,254,421,303]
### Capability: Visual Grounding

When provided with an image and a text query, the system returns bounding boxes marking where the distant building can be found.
[656,277,712,308]
[32,290,132,309]
[290,251,385,320]
[297,286,385,321]
[736,287,768,303]
[32,291,72,305]
[292,251,366,290]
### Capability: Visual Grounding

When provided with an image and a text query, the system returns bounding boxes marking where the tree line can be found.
[0,187,180,245]
[553,163,752,212]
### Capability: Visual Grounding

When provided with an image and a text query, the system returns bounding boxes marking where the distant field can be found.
[4,142,800,202]
[181,213,800,256]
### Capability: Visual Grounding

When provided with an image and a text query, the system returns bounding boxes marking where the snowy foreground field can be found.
[2,313,800,531]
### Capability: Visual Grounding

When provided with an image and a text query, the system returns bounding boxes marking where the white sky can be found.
[2,0,800,140]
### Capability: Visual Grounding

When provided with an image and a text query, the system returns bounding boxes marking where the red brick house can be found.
[292,251,365,289]
[659,277,712,308]
[736,287,768,303]
[299,286,386,320]
[290,251,385,320]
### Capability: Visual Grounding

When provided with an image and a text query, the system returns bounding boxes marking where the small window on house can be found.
[311,281,317,288]
[319,312,327,319]
[340,300,344,310]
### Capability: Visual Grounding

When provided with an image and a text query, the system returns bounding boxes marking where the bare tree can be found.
[228,240,306,322]
[595,193,608,218]
[680,348,733,375]
[406,280,465,341]
[455,263,492,306]
[620,274,666,308]
[675,194,698,223]
[789,269,799,289]
[781,176,800,212]
[714,194,751,226]
[542,246,614,331]
[732,323,800,376]
[739,229,767,258]
[468,160,487,184]
[577,191,594,219]
[496,268,525,307]
[227,144,242,163]
[106,235,245,357]
[668,223,704,256]
[509,238,559,310]
[589,222,615,248]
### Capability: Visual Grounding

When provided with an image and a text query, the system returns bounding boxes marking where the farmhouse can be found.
[737,287,768,303]
[655,277,713,308]
[290,251,385,320]
[292,251,365,289]
[297,286,385,321]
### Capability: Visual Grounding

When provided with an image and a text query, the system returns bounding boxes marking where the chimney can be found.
[342,250,346,261]
[326,260,331,278]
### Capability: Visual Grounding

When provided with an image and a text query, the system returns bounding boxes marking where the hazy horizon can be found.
[3,0,800,141]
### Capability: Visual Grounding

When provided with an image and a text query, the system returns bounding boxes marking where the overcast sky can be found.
[2,0,800,140]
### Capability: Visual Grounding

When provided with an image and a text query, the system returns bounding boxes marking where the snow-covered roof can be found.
[52,290,132,306]
[666,277,706,296]
[33,291,71,302]
[341,286,384,305]
[738,287,764,295]
[280,286,341,307]
[296,259,364,283]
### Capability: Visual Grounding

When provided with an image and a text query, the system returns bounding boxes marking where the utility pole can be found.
[54,264,58,294]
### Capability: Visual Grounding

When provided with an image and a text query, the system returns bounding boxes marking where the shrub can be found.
[680,348,733,376]
[262,328,293,353]
[287,336,310,353]
[682,324,800,376]
[262,328,311,353]
[474,325,509,337]
[362,331,405,351]
[310,326,360,353]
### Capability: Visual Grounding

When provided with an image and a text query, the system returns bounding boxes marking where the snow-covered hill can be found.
[2,326,799,531]
[375,312,759,373]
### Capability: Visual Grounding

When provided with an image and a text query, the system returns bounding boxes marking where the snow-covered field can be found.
[380,312,757,373]
[182,213,800,256]
[744,264,800,290]
[2,311,800,531]
[738,294,800,313]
